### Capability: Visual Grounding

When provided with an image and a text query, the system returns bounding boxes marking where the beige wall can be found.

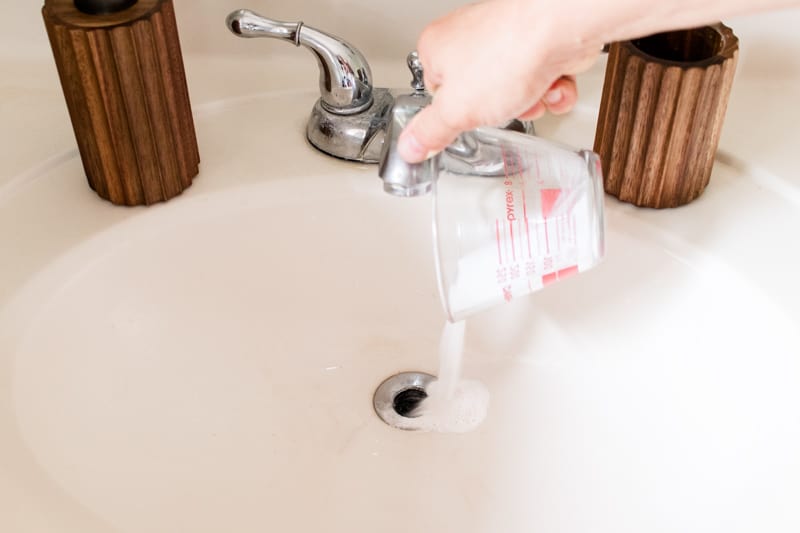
[175,0,462,59]
[3,1,800,77]
[2,0,464,60]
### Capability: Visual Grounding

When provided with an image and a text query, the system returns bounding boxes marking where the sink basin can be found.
[2,70,800,532]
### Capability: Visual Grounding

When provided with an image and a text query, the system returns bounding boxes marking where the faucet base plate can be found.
[306,88,394,163]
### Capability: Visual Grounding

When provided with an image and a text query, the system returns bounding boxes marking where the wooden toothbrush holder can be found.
[594,23,738,208]
[43,0,200,206]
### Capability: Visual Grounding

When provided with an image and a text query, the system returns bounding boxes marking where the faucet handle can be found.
[407,52,425,92]
[226,9,373,114]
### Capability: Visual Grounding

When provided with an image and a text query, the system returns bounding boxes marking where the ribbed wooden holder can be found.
[43,0,200,206]
[594,24,738,208]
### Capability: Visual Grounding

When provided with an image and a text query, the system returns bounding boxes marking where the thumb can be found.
[397,99,465,163]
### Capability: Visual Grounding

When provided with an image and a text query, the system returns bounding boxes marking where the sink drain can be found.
[393,387,428,417]
[373,372,436,430]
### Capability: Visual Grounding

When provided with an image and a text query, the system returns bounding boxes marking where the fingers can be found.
[397,75,578,163]
[398,75,580,162]
[397,98,465,163]
[518,101,546,121]
[517,76,578,121]
[541,75,577,115]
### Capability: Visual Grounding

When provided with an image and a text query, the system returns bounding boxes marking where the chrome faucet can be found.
[226,9,397,163]
[377,52,438,197]
[226,9,531,197]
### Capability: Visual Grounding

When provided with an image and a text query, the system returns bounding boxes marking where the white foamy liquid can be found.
[414,320,490,433]
[436,319,465,400]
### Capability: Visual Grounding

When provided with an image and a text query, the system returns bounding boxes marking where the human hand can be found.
[397,0,602,162]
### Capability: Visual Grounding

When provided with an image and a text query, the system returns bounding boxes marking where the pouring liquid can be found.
[413,320,490,433]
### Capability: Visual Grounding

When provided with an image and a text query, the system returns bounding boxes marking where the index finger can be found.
[397,97,467,163]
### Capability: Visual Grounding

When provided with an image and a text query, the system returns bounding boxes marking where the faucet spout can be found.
[378,53,438,197]
[226,9,373,114]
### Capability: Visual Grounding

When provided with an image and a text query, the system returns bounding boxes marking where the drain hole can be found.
[393,387,428,418]
[374,372,435,430]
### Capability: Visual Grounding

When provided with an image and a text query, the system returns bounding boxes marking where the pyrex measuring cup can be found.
[433,127,605,322]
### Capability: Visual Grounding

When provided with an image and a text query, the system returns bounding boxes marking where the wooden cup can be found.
[594,24,738,208]
[43,0,200,206]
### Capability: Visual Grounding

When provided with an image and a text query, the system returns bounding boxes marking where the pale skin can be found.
[398,0,800,162]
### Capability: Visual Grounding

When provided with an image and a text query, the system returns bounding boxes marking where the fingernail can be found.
[397,132,427,163]
[544,89,563,105]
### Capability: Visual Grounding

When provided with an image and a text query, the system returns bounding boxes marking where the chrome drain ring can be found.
[373,372,436,431]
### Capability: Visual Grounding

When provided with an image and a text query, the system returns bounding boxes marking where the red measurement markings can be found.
[542,265,579,286]
[540,188,561,255]
[517,150,533,260]
[496,266,508,284]
[526,260,536,292]
[503,212,511,261]
[509,218,516,261]
[501,145,518,263]
[503,285,513,303]
[540,188,562,218]
[495,218,503,265]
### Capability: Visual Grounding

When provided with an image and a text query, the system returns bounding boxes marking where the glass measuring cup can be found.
[433,127,605,322]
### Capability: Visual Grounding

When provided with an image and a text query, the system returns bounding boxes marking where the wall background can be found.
[1,0,799,79]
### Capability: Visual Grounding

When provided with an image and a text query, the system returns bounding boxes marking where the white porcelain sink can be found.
[3,56,800,532]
